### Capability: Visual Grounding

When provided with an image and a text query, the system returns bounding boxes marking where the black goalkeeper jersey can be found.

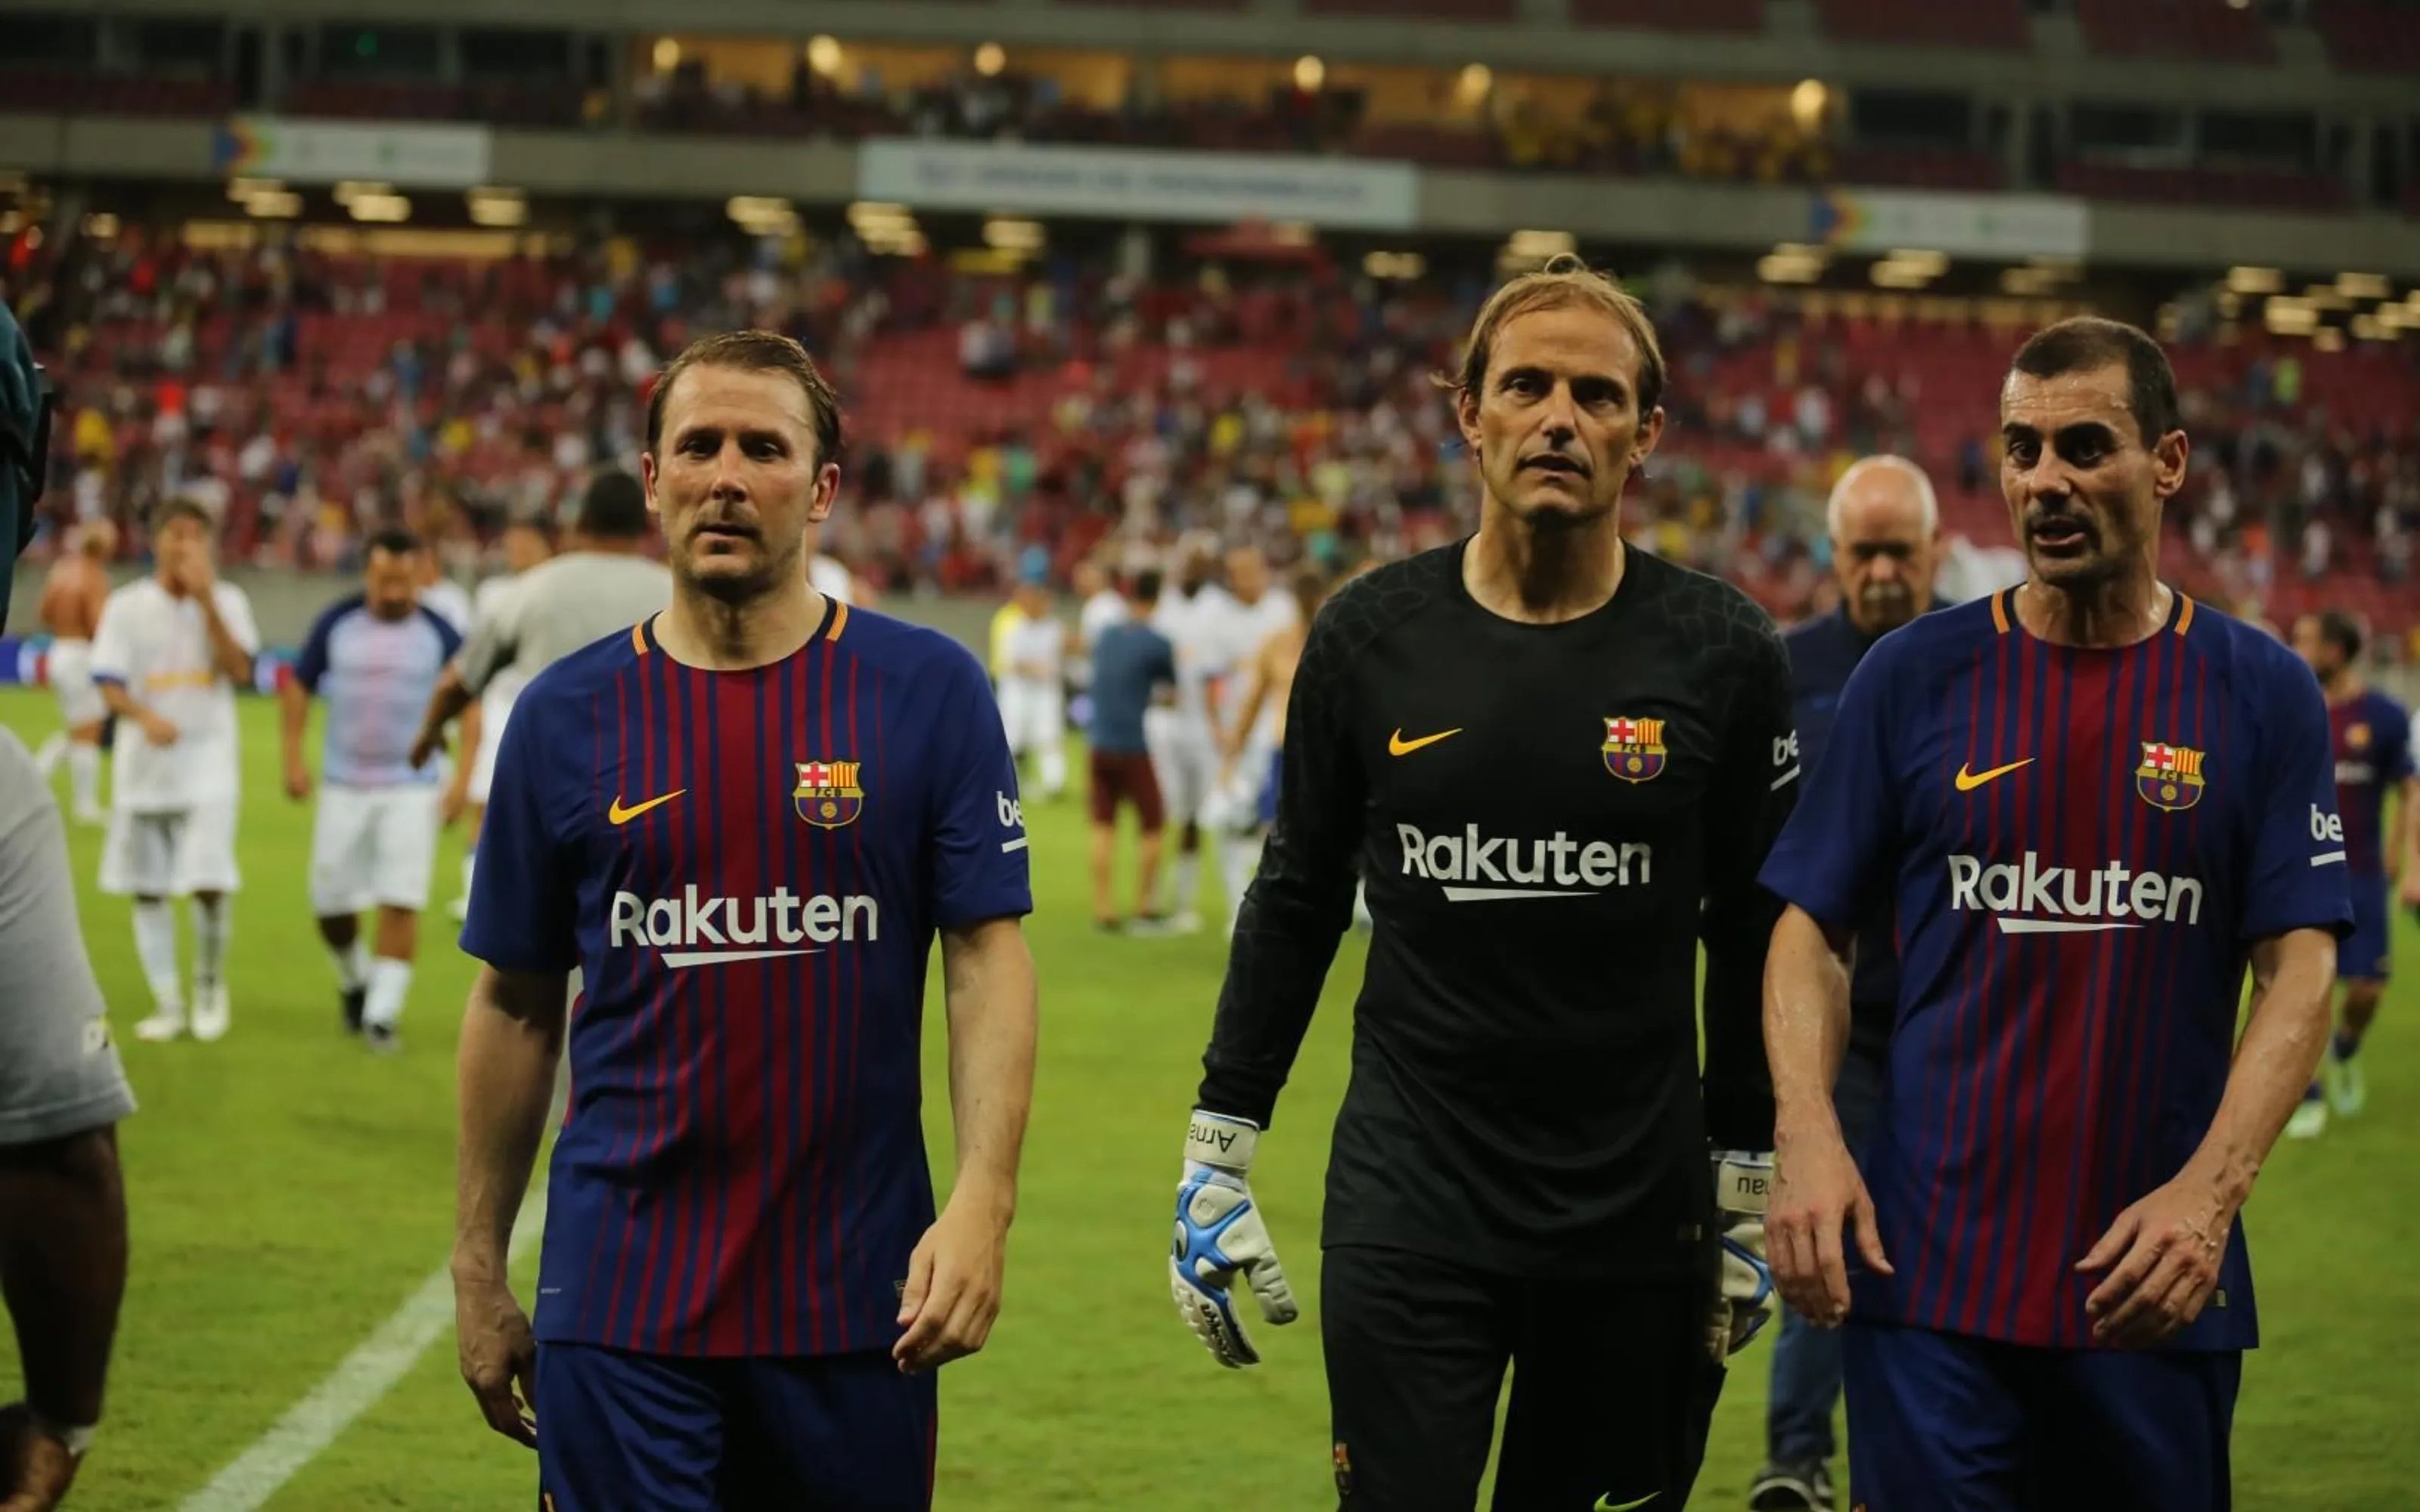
[1198,540,1798,1280]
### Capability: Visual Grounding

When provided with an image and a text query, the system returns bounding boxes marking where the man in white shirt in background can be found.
[32,519,116,824]
[808,544,858,606]
[441,515,553,919]
[1147,537,1236,934]
[1206,543,1302,931]
[1075,554,1128,652]
[998,572,1071,801]
[91,497,259,1043]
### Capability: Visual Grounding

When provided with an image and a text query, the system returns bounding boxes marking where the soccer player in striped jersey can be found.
[451,330,1038,1511]
[2287,609,2415,1136]
[1761,318,2350,1512]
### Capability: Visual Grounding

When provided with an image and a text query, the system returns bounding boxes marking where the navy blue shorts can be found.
[1843,1323,2238,1512]
[2344,873,2391,983]
[535,1343,935,1511]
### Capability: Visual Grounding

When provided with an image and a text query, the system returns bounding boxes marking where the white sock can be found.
[1174,851,1202,914]
[330,934,369,992]
[68,745,101,811]
[365,956,412,1030]
[192,896,231,996]
[133,900,182,1011]
[32,733,66,777]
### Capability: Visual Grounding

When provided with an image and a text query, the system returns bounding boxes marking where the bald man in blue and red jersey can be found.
[451,330,1038,1511]
[1760,318,2349,1512]
[2285,609,2415,1137]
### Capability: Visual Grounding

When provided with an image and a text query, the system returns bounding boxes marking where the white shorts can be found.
[998,677,1064,756]
[100,801,240,897]
[47,640,105,728]
[468,689,517,805]
[1145,710,1218,829]
[309,784,441,916]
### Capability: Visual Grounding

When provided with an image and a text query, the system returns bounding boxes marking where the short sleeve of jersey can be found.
[88,592,131,686]
[1758,638,1901,933]
[216,584,262,656]
[293,600,350,694]
[421,604,465,661]
[457,602,516,695]
[2243,655,2356,943]
[1150,631,1177,687]
[926,645,1034,928]
[458,691,580,972]
[2382,700,2416,785]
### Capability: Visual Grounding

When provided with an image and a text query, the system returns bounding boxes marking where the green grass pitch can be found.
[1,686,2414,1508]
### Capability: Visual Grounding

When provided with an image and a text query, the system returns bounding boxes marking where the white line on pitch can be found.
[177,1189,548,1512]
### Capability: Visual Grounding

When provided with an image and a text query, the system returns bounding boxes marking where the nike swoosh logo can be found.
[1596,1496,1658,1511]
[1953,758,2034,792]
[608,790,687,826]
[1388,727,1462,757]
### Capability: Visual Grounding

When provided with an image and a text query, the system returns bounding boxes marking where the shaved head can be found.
[1827,454,1942,637]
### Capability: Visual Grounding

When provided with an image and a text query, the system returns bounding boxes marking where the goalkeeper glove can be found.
[1170,1110,1298,1368]
[1708,1148,1776,1360]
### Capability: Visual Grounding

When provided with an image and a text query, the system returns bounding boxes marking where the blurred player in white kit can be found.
[1147,538,1235,933]
[998,573,1071,801]
[31,519,116,824]
[91,497,259,1043]
[1205,544,1300,929]
[442,515,553,919]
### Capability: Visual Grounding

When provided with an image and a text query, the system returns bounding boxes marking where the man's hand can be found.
[410,723,448,773]
[2399,868,2420,913]
[1708,1150,1776,1360]
[0,1405,80,1512]
[284,760,313,803]
[136,711,178,748]
[1169,1111,1298,1368]
[1767,1120,1891,1328]
[892,1190,1011,1374]
[2077,1175,2233,1348]
[451,1275,538,1447]
[439,782,469,827]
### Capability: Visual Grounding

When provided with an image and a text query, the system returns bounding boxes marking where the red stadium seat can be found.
[2074,0,2277,64]
[1810,0,2029,49]
[1568,0,1765,33]
[2310,1,2420,74]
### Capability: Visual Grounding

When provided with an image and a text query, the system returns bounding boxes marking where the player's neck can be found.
[2015,570,2170,649]
[657,584,827,671]
[2325,671,2363,705]
[1465,507,1625,625]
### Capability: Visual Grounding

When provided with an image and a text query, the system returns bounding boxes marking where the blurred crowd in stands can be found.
[5,221,2417,645]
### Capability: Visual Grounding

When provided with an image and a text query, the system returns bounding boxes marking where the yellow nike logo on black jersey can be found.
[1388,727,1462,757]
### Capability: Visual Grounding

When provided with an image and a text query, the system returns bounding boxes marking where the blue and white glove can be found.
[1171,1110,1299,1368]
[1710,1148,1776,1359]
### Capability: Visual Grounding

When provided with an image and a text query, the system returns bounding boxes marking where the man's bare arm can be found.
[2189,927,2335,1208]
[1764,904,1854,1142]
[0,1127,127,1430]
[939,916,1038,1214]
[2392,775,2416,885]
[193,593,253,686]
[451,965,567,1285]
[1223,637,1277,763]
[411,665,474,771]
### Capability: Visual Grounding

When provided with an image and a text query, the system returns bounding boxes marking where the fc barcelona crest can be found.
[1603,716,1668,783]
[2135,741,2207,812]
[794,759,864,829]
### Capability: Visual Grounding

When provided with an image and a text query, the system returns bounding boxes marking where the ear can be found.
[2150,428,2189,503]
[1630,405,1668,469]
[1455,386,1483,457]
[808,462,841,524]
[641,451,662,518]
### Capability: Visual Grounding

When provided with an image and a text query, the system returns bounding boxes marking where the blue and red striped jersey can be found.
[1760,589,2352,1350]
[460,599,1032,1358]
[2326,688,2412,877]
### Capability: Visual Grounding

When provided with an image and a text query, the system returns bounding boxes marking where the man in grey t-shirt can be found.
[2,296,130,1510]
[410,470,672,769]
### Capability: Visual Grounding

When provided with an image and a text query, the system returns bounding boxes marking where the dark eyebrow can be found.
[1497,364,1627,395]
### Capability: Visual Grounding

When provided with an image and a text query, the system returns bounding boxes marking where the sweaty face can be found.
[365,548,421,618]
[1831,471,1939,637]
[2291,617,2345,681]
[1458,303,1662,530]
[1999,364,2184,593]
[644,365,836,606]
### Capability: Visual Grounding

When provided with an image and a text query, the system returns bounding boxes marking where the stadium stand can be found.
[2310,0,2420,74]
[1809,0,2031,51]
[2055,160,2350,213]
[1568,0,1767,35]
[2074,0,2279,66]
[11,227,2416,640]
[0,69,234,116]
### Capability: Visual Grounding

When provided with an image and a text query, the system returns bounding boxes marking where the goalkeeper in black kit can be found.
[1168,257,1801,1512]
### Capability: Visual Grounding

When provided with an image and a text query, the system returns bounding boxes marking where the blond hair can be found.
[1441,254,1667,413]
